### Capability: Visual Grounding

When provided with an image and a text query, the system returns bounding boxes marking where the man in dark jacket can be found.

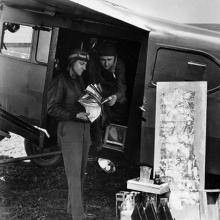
[89,41,128,150]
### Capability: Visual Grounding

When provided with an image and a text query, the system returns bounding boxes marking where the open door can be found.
[0,6,58,126]
[124,40,148,162]
[0,6,61,166]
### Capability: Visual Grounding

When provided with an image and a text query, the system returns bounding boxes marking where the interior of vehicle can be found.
[51,28,142,151]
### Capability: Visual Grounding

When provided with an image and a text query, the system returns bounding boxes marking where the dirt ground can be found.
[0,134,139,220]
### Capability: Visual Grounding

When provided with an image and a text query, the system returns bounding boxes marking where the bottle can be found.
[158,198,173,220]
[154,170,161,185]
[120,194,134,220]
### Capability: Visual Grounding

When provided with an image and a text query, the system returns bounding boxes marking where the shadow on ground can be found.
[0,148,139,219]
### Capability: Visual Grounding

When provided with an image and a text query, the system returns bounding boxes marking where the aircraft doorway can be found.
[52,27,142,153]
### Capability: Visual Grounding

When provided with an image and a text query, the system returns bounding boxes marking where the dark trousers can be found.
[57,121,90,220]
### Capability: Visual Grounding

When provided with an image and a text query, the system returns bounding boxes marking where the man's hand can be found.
[107,95,117,106]
[76,112,90,121]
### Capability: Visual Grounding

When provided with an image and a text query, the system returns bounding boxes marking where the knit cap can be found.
[98,42,117,56]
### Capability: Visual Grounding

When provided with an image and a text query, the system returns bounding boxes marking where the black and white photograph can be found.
[0,0,220,219]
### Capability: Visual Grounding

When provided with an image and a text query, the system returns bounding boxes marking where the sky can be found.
[108,0,220,23]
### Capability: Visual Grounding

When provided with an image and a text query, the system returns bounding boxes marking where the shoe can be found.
[83,213,96,220]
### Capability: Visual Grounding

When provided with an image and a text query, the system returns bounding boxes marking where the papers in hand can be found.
[78,84,102,123]
[78,95,101,122]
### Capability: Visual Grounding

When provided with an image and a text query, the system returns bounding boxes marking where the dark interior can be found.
[46,27,142,151]
[54,28,141,126]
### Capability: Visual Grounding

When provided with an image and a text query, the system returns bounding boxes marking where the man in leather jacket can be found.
[88,41,128,151]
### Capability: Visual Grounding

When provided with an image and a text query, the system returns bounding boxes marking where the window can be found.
[36,29,52,63]
[153,48,220,90]
[1,23,33,59]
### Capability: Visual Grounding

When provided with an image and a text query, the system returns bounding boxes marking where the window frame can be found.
[151,45,220,94]
[0,22,34,61]
[35,26,52,64]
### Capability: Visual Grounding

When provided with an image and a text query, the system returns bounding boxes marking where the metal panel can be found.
[0,56,47,125]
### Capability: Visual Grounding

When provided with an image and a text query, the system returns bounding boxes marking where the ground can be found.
[0,134,139,220]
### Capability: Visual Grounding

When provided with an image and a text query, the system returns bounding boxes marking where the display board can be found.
[154,81,207,220]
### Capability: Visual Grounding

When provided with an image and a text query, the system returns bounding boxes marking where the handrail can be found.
[0,107,46,145]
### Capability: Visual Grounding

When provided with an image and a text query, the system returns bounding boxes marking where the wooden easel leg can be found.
[200,190,220,220]
[199,191,208,220]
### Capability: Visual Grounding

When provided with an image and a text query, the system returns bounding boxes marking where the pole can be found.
[0,151,62,165]
[0,151,97,165]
